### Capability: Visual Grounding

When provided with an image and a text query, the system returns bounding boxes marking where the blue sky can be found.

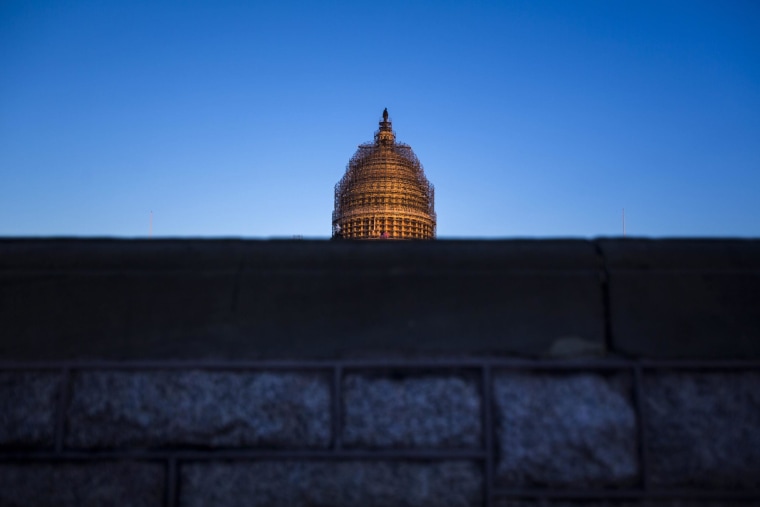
[1,0,758,238]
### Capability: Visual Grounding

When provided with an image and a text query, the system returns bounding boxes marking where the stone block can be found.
[599,239,760,358]
[179,461,482,507]
[493,371,638,487]
[0,272,239,361]
[0,371,61,447]
[65,370,330,448]
[0,239,604,360]
[0,461,164,507]
[342,374,481,448]
[493,502,756,507]
[643,371,760,488]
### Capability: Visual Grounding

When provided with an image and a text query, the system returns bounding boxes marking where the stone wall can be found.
[1,239,759,506]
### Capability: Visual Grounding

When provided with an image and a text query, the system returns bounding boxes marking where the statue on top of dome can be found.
[382,108,388,121]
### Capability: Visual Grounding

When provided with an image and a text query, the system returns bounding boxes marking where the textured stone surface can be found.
[66,370,330,448]
[643,371,760,488]
[0,461,164,507]
[180,460,482,507]
[494,502,757,507]
[0,371,61,447]
[493,372,638,487]
[343,374,481,448]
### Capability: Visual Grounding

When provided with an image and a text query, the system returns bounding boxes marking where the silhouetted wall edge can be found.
[2,238,759,360]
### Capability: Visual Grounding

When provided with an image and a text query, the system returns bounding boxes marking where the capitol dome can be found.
[332,109,436,240]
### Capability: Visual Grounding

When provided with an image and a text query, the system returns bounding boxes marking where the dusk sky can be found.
[1,1,758,238]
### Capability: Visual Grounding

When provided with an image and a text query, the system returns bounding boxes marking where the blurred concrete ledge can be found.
[1,238,758,361]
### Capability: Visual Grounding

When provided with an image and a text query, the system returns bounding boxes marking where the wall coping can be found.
[1,238,758,361]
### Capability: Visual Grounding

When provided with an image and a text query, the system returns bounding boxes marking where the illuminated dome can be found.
[332,109,436,239]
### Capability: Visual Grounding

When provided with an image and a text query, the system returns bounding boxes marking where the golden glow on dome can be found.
[332,110,436,240]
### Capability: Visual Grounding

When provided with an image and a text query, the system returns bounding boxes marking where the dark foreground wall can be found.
[1,239,759,506]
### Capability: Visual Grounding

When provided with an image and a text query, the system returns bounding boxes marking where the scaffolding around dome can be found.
[332,111,436,240]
